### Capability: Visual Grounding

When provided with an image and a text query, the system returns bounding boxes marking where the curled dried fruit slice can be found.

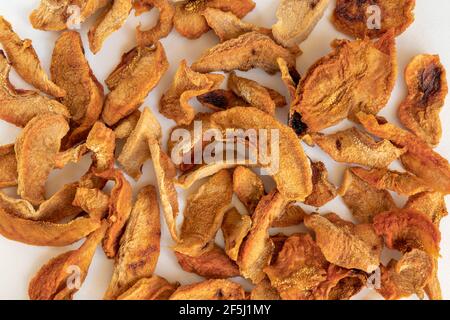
[28,222,107,300]
[332,0,416,39]
[54,144,88,169]
[238,191,288,283]
[398,54,448,146]
[192,32,297,74]
[304,214,381,273]
[277,57,301,100]
[250,278,281,300]
[117,275,179,300]
[304,161,337,207]
[0,144,17,188]
[339,168,396,223]
[136,0,174,46]
[311,128,406,168]
[160,60,224,125]
[113,110,141,140]
[356,112,450,194]
[272,204,306,228]
[197,89,248,111]
[103,43,168,125]
[0,51,69,127]
[221,208,252,261]
[290,32,396,132]
[177,162,238,189]
[373,209,441,258]
[73,187,110,220]
[86,122,116,172]
[169,279,245,300]
[0,17,65,97]
[175,245,239,279]
[405,192,448,226]
[233,166,265,213]
[16,114,69,205]
[272,0,329,47]
[378,249,434,300]
[104,186,160,299]
[174,170,233,257]
[88,0,132,53]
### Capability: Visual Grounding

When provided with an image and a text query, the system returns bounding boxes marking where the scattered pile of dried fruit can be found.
[0,0,448,300]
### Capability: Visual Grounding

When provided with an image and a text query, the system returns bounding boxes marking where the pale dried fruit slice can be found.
[221,208,252,261]
[398,54,448,146]
[0,16,65,97]
[169,279,245,300]
[0,144,17,188]
[102,43,169,125]
[304,161,337,207]
[177,162,238,189]
[104,186,160,299]
[159,60,224,125]
[88,0,133,54]
[192,32,297,74]
[86,122,116,172]
[405,192,448,226]
[272,0,330,47]
[332,0,416,39]
[113,110,141,140]
[54,144,88,169]
[272,204,307,228]
[233,166,265,213]
[15,114,69,205]
[174,170,233,257]
[117,275,179,300]
[277,57,301,100]
[311,128,406,168]
[136,0,175,46]
[73,187,110,220]
[28,222,107,300]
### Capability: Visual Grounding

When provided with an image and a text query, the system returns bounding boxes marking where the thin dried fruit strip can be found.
[136,0,175,46]
[103,43,169,125]
[28,222,107,300]
[277,57,301,100]
[221,208,252,261]
[0,144,17,188]
[233,166,265,213]
[304,161,337,207]
[113,110,141,140]
[177,162,238,189]
[192,32,297,74]
[159,60,224,125]
[104,186,161,299]
[174,169,233,256]
[272,0,330,47]
[197,89,248,111]
[405,192,448,226]
[72,187,110,220]
[272,204,306,228]
[398,54,448,146]
[117,275,179,300]
[86,122,116,172]
[290,31,396,133]
[0,16,65,97]
[88,0,133,54]
[169,279,245,300]
[332,0,416,39]
[311,128,406,168]
[15,114,69,205]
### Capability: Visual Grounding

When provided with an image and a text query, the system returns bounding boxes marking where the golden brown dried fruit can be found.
[332,0,416,39]
[398,54,448,146]
[277,57,301,100]
[173,0,255,39]
[135,0,174,46]
[169,279,245,300]
[86,122,116,172]
[113,110,141,140]
[73,187,110,220]
[425,263,442,300]
[15,114,69,205]
[221,208,252,261]
[0,144,17,188]
[405,192,448,226]
[54,144,88,169]
[174,170,233,256]
[339,168,396,223]
[250,278,281,300]
[272,204,307,228]
[117,275,179,300]
[105,186,160,299]
[28,222,107,300]
[272,0,329,47]
[160,60,224,125]
[304,214,381,273]
[197,89,248,111]
[311,128,406,168]
[373,209,441,258]
[103,43,168,125]
[192,32,297,74]
[290,31,396,132]
[304,161,337,207]
[233,166,265,213]
[177,162,238,189]
[88,0,132,53]
[0,16,65,97]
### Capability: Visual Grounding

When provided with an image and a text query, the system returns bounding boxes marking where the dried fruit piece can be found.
[425,264,442,300]
[0,52,69,127]
[311,128,406,168]
[117,275,179,300]
[277,57,301,100]
[221,208,252,261]
[233,166,265,213]
[86,122,116,172]
[105,186,160,299]
[332,0,416,39]
[136,0,174,46]
[159,60,224,125]
[175,245,239,279]
[174,170,233,256]
[28,222,107,300]
[238,191,288,283]
[103,43,168,125]
[192,32,297,74]
[272,0,330,47]
[173,0,255,39]
[54,144,88,169]
[373,209,441,258]
[290,32,396,132]
[304,161,337,207]
[197,89,248,111]
[0,144,17,188]
[0,17,65,97]
[169,279,245,300]
[304,214,381,273]
[398,54,448,146]
[351,167,431,196]
[339,168,396,223]
[88,0,132,53]
[272,204,307,228]
[113,110,141,140]
[405,192,448,226]
[15,114,69,205]
[177,162,238,189]
[250,278,281,300]
[73,187,110,220]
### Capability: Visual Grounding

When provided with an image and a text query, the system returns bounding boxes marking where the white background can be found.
[0,0,449,300]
